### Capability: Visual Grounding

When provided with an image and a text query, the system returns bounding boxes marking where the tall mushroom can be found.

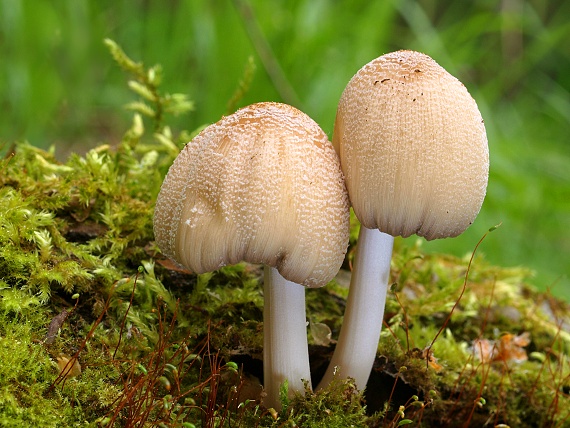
[318,50,489,390]
[153,102,350,409]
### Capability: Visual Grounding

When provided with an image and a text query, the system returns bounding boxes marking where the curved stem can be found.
[263,266,311,409]
[317,227,394,390]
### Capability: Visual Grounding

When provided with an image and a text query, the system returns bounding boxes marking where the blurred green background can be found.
[1,0,569,299]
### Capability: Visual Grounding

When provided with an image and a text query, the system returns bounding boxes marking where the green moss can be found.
[361,238,570,426]
[0,307,84,426]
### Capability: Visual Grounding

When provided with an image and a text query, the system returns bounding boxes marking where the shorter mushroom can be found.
[153,102,350,409]
[318,50,489,390]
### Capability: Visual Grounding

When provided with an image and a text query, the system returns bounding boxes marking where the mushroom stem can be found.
[317,227,394,390]
[263,265,311,410]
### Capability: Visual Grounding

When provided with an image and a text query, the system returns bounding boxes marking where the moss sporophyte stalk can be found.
[0,40,568,427]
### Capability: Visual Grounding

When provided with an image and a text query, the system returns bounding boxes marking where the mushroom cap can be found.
[333,50,489,240]
[154,102,350,288]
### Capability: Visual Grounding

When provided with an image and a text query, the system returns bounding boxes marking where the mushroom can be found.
[318,50,489,390]
[153,102,350,409]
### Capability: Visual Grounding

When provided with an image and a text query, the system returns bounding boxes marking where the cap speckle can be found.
[154,102,350,287]
[333,50,489,240]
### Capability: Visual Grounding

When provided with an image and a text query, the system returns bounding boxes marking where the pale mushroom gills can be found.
[318,50,489,391]
[153,102,350,409]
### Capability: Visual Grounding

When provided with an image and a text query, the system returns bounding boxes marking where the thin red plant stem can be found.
[382,319,406,354]
[106,301,213,426]
[478,276,496,339]
[493,358,511,426]
[447,277,497,418]
[544,345,568,427]
[0,151,15,174]
[448,353,474,398]
[425,224,499,368]
[49,280,118,391]
[383,369,403,428]
[554,374,570,428]
[113,271,140,359]
[463,356,492,428]
[447,341,496,421]
[47,295,82,380]
[393,290,412,353]
[415,400,428,427]
[526,320,564,404]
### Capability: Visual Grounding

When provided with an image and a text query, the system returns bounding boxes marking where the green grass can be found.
[1,0,569,298]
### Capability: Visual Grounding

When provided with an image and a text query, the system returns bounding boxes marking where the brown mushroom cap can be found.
[333,50,489,240]
[154,102,350,287]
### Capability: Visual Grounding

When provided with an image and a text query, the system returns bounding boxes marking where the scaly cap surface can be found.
[154,102,350,287]
[333,50,489,240]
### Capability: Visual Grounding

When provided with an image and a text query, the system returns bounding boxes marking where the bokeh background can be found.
[1,0,569,299]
